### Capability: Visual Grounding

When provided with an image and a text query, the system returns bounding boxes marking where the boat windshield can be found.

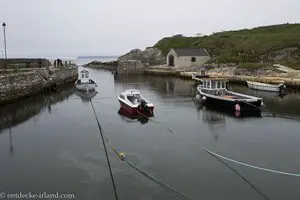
[133,94,141,99]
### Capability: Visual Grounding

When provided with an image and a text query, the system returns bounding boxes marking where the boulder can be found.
[118,47,165,67]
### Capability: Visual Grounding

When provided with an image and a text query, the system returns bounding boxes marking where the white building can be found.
[166,48,210,68]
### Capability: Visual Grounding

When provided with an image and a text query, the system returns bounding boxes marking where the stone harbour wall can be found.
[0,67,78,104]
[117,60,144,74]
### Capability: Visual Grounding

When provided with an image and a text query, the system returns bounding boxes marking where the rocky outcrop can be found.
[118,47,165,66]
[117,47,165,73]
[260,47,300,61]
[84,61,118,71]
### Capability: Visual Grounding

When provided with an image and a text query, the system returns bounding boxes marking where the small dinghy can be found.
[196,78,263,112]
[246,81,286,92]
[75,70,97,92]
[117,89,154,115]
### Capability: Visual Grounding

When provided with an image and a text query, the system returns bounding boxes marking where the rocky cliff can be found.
[118,47,165,66]
[116,47,165,73]
[84,61,118,71]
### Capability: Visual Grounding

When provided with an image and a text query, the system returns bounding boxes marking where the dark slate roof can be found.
[173,48,210,57]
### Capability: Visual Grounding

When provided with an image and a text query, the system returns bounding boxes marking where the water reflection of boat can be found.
[196,102,261,118]
[75,90,98,102]
[118,107,153,124]
[201,108,226,142]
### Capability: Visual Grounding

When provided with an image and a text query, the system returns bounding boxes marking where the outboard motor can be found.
[279,84,287,98]
[139,99,150,113]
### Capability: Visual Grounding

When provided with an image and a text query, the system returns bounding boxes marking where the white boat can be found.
[75,70,97,91]
[192,69,209,81]
[196,78,263,112]
[117,89,154,115]
[246,81,285,92]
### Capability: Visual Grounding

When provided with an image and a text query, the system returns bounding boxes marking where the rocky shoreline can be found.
[145,65,300,89]
[82,46,300,89]
[83,60,118,71]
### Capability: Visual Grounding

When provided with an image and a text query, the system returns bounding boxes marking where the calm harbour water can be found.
[1,64,300,200]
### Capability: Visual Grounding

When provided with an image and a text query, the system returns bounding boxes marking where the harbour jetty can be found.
[0,58,78,105]
[145,65,300,89]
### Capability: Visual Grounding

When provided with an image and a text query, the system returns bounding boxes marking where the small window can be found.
[82,74,85,78]
[207,81,210,88]
[211,81,216,89]
[191,57,196,62]
[85,74,88,78]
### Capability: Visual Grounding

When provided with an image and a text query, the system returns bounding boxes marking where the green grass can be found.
[153,23,300,66]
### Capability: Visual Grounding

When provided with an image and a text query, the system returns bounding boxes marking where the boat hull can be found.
[75,83,96,91]
[200,94,262,112]
[247,81,284,92]
[118,99,154,115]
[197,87,262,112]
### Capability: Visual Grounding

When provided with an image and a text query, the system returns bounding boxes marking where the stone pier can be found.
[0,66,78,105]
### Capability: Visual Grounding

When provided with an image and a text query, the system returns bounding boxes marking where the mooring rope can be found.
[202,148,300,177]
[91,101,194,200]
[92,97,300,177]
[103,138,193,200]
[134,108,273,200]
[205,147,270,200]
[242,101,300,121]
[137,107,300,177]
[89,100,119,200]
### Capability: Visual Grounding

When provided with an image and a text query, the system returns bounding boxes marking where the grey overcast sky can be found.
[0,0,299,58]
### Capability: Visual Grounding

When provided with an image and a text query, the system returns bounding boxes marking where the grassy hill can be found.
[153,24,300,68]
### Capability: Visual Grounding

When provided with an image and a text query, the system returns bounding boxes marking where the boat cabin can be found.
[200,78,228,90]
[119,90,143,105]
[199,69,206,76]
[79,70,90,83]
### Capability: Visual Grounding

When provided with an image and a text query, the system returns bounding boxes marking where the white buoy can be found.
[195,94,201,100]
[261,101,264,106]
[202,96,207,101]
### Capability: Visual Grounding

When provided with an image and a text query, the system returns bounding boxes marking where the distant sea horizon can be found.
[75,55,119,66]
[77,55,119,59]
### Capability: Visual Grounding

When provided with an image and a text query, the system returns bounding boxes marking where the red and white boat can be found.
[117,89,154,115]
